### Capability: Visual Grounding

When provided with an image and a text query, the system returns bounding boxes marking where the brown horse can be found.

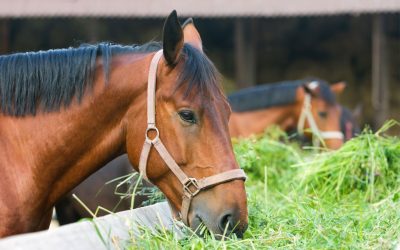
[228,79,346,149]
[0,11,247,238]
[55,80,358,225]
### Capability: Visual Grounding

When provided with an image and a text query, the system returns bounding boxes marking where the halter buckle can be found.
[183,178,200,197]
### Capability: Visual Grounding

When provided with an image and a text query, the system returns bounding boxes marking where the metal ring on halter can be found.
[145,125,159,143]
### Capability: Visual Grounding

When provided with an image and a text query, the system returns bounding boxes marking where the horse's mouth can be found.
[193,215,240,240]
[166,200,204,232]
[166,199,237,239]
[191,214,219,238]
[190,215,203,231]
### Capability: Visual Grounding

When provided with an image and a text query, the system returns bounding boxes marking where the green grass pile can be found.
[298,120,400,201]
[120,121,400,249]
[233,125,303,190]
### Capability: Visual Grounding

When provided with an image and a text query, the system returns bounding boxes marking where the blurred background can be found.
[0,0,399,132]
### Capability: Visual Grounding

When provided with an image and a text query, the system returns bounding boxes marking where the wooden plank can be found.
[0,202,182,250]
[234,19,257,88]
[371,14,389,129]
[0,20,9,54]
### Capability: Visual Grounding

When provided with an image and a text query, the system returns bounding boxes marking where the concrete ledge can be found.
[0,202,182,250]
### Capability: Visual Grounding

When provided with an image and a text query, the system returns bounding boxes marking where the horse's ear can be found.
[331,81,346,95]
[182,18,203,52]
[163,10,184,66]
[303,81,320,97]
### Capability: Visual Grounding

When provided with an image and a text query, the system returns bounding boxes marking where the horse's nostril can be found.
[218,211,247,238]
[218,212,234,233]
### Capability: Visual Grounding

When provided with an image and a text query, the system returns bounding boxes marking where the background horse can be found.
[228,79,347,149]
[0,11,248,238]
[54,155,154,225]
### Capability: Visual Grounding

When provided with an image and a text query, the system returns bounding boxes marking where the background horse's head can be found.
[296,80,346,149]
[125,12,247,237]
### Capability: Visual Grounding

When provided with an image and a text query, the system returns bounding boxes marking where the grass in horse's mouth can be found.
[190,215,236,241]
[191,215,208,235]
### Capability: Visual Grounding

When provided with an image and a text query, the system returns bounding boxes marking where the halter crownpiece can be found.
[297,81,344,146]
[138,50,247,225]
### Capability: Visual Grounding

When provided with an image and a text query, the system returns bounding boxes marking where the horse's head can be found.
[126,11,247,237]
[296,80,346,150]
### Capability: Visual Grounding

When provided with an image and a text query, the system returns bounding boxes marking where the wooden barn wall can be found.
[0,14,399,132]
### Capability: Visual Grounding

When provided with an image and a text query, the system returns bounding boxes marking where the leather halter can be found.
[138,50,247,225]
[297,81,344,146]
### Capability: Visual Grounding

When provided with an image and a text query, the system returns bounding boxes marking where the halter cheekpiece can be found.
[297,81,344,146]
[138,50,247,225]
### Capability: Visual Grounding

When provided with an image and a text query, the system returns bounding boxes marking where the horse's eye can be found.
[318,111,328,118]
[178,110,197,124]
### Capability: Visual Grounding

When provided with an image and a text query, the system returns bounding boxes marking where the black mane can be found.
[0,42,161,116]
[0,42,221,116]
[228,78,336,112]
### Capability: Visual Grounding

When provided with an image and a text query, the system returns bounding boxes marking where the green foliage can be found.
[299,120,400,201]
[234,126,303,190]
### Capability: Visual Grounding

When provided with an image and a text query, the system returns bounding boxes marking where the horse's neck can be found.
[229,104,298,137]
[0,53,151,209]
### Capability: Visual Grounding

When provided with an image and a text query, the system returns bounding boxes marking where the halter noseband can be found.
[297,82,344,146]
[138,50,246,225]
